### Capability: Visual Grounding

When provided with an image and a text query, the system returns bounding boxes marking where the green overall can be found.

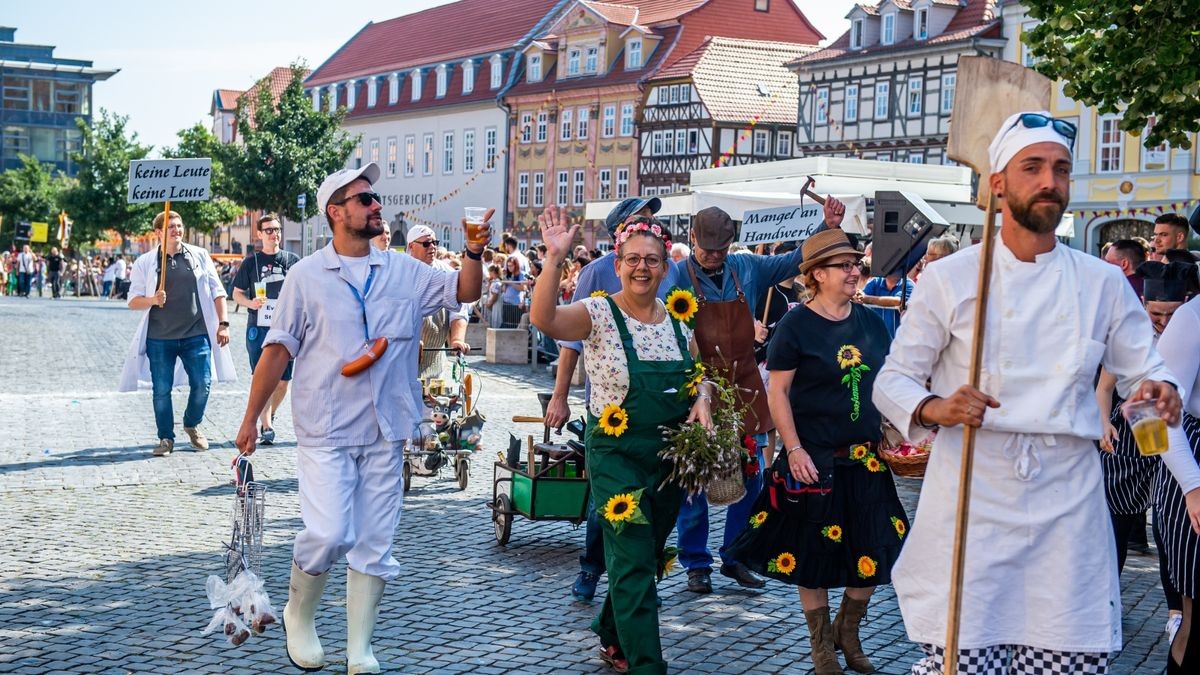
[585,297,693,675]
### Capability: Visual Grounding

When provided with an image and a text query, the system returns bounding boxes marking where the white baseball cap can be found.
[405,225,436,245]
[317,162,381,214]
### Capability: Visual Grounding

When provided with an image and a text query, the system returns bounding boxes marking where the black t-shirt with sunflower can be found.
[766,303,891,449]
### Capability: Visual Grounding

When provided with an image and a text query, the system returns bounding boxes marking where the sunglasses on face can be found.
[619,254,663,269]
[413,239,440,248]
[1006,113,1077,149]
[335,191,381,207]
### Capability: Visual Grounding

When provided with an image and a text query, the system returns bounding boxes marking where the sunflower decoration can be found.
[680,362,707,399]
[767,552,797,575]
[590,290,609,298]
[665,286,699,327]
[856,555,877,580]
[865,456,886,473]
[821,524,843,543]
[850,444,869,460]
[602,488,649,534]
[658,545,679,580]
[891,516,907,539]
[750,511,768,529]
[598,403,629,437]
[837,345,863,369]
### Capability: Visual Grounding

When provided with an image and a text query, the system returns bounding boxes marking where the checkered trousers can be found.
[911,643,1109,674]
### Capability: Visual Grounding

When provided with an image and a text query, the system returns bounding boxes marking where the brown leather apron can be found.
[685,262,773,435]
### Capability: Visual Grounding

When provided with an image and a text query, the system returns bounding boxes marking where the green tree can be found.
[0,155,73,251]
[161,123,244,235]
[59,110,156,249]
[218,64,358,222]
[1023,1,1200,149]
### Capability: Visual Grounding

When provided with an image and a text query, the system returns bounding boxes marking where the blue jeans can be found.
[579,497,606,576]
[676,436,766,571]
[146,335,212,441]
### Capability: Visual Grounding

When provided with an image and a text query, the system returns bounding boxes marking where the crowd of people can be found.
[99,110,1200,675]
[0,245,133,299]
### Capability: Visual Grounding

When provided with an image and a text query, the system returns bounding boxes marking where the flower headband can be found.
[614,216,671,249]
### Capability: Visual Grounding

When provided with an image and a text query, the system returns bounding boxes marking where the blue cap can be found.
[604,197,662,236]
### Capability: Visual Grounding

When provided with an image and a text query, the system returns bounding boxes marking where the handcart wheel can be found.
[402,460,412,494]
[494,494,512,546]
[456,458,470,491]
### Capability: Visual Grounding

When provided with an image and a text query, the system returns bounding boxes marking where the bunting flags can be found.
[1074,198,1199,221]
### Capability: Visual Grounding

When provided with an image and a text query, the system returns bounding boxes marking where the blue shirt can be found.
[501,273,525,305]
[676,248,806,319]
[862,275,916,338]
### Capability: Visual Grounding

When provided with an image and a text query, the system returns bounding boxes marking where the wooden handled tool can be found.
[941,55,1051,671]
[511,416,545,423]
[799,176,826,206]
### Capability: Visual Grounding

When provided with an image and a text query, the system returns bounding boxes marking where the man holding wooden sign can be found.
[873,112,1200,674]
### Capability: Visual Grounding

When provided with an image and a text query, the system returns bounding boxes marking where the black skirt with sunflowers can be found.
[725,447,910,589]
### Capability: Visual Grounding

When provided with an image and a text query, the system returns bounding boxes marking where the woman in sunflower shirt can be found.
[532,206,712,675]
[726,229,909,675]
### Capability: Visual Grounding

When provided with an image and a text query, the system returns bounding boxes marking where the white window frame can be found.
[577,107,589,139]
[369,138,380,164]
[422,134,434,175]
[585,46,598,73]
[907,77,922,117]
[442,132,454,174]
[680,85,690,103]
[411,69,422,101]
[517,172,529,208]
[658,87,668,105]
[598,169,612,199]
[816,88,829,124]
[463,129,475,173]
[536,111,548,143]
[675,129,687,155]
[388,74,399,105]
[533,172,545,207]
[776,130,792,156]
[490,55,503,89]
[916,8,928,40]
[1097,115,1123,174]
[484,127,498,172]
[436,65,447,98]
[851,19,864,49]
[651,130,663,156]
[1141,117,1169,171]
[669,85,680,104]
[386,137,397,177]
[882,14,895,45]
[687,129,699,155]
[602,104,616,137]
[520,112,533,144]
[874,81,890,120]
[367,76,378,108]
[560,108,573,141]
[568,48,581,76]
[626,39,642,69]
[620,103,635,136]
[908,153,925,164]
[573,169,586,205]
[404,135,415,176]
[940,73,956,114]
[462,60,475,94]
[615,167,629,200]
[528,54,542,82]
[557,170,569,205]
[753,129,769,156]
[845,84,859,122]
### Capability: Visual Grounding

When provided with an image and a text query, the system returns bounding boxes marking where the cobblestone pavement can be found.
[0,295,1172,673]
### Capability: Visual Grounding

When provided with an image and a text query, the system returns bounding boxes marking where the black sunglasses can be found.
[412,239,440,248]
[335,191,381,207]
[1007,113,1077,149]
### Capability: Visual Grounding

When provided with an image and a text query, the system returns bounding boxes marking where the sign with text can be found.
[736,204,824,245]
[127,158,213,203]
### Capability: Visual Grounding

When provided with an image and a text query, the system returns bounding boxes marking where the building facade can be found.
[791,0,1003,165]
[1000,1,1200,253]
[303,0,564,251]
[0,26,116,176]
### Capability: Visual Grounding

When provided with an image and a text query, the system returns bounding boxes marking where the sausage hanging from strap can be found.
[341,337,389,377]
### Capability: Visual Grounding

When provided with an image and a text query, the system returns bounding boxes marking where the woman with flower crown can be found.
[531,206,713,675]
[725,228,910,675]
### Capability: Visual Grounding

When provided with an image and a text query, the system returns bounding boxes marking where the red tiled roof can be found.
[238,67,306,120]
[651,37,816,124]
[505,25,682,98]
[581,0,641,25]
[796,0,999,64]
[605,0,708,24]
[307,0,559,86]
[214,89,243,111]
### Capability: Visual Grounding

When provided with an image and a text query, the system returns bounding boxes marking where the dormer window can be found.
[367,76,378,108]
[915,8,928,40]
[528,53,542,82]
[411,69,422,101]
[626,39,642,69]
[463,60,475,94]
[490,54,503,89]
[585,46,598,73]
[436,65,447,98]
[851,19,864,50]
[882,14,895,45]
[346,81,356,110]
[388,73,399,105]
[568,48,581,76]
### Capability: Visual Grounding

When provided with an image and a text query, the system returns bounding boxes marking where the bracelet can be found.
[697,394,712,401]
[463,248,482,261]
[914,394,939,430]
[787,445,804,456]
[218,321,230,328]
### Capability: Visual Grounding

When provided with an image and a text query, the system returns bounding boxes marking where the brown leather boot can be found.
[803,606,845,674]
[833,596,875,673]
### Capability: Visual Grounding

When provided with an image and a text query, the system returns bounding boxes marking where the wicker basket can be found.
[879,423,930,479]
[705,472,747,506]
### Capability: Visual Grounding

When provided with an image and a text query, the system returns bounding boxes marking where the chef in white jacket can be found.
[873,111,1199,674]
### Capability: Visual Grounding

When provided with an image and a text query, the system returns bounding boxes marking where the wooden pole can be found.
[943,193,999,671]
[157,201,171,292]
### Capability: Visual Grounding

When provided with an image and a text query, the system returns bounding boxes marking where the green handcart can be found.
[490,413,590,545]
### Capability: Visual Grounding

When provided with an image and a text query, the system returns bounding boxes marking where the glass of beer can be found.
[1124,398,1168,456]
[254,281,267,301]
[464,207,488,245]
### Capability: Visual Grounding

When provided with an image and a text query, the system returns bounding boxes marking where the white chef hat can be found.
[988,111,1073,174]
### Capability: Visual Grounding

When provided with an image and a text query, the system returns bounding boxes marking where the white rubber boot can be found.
[283,561,328,671]
[346,568,386,675]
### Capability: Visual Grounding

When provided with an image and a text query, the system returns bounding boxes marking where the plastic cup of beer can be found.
[254,282,267,301]
[464,207,488,244]
[1124,398,1168,456]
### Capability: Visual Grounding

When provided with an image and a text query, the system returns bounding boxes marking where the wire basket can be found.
[225,458,267,583]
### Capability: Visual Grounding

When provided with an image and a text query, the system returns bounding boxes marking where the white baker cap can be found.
[988,111,1072,174]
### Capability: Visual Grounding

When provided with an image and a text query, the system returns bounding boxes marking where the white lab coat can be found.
[118,244,237,392]
[873,240,1176,653]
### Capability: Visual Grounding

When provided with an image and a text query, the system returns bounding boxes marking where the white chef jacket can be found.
[118,244,237,392]
[1159,297,1200,416]
[264,242,461,447]
[873,239,1177,653]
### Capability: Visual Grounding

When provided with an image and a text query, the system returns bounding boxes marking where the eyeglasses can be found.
[820,261,860,273]
[1006,113,1077,149]
[619,254,663,268]
[412,239,441,248]
[259,227,282,234]
[334,191,381,207]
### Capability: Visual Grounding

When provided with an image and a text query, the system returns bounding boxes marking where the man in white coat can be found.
[121,211,236,456]
[234,163,489,674]
[873,112,1186,674]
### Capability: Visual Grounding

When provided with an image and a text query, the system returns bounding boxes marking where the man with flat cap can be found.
[874,111,1200,674]
[541,196,684,601]
[675,198,846,594]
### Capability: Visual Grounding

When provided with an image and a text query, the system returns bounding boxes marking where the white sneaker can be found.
[1167,610,1183,644]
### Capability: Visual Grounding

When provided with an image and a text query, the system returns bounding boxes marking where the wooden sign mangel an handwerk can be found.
[942,56,1051,673]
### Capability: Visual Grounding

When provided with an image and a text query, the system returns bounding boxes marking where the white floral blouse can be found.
[582,296,694,417]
